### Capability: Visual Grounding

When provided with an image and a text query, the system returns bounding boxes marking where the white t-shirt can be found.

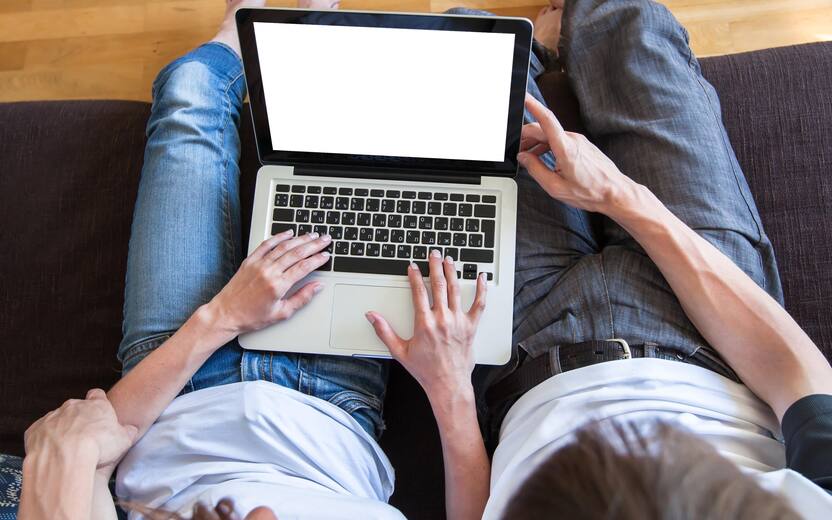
[116,381,405,520]
[482,358,832,519]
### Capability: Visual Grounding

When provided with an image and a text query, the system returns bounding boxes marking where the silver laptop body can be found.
[236,8,533,365]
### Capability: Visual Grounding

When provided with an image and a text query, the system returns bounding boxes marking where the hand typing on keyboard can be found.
[365,249,487,403]
[207,229,332,336]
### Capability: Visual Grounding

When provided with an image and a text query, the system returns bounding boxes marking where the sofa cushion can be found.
[1,41,831,520]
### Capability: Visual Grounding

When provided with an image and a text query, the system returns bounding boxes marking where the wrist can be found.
[190,302,238,347]
[427,383,477,426]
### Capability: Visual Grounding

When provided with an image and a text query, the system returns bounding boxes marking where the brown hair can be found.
[502,421,799,520]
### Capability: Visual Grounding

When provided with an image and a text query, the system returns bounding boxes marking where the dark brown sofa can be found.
[1,42,831,519]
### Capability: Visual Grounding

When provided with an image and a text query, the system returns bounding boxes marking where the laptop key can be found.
[418,192,432,200]
[482,219,495,248]
[273,208,294,222]
[391,229,405,243]
[412,201,426,214]
[450,218,464,231]
[345,227,359,240]
[275,193,289,206]
[453,233,467,247]
[328,226,343,239]
[326,211,340,225]
[314,225,328,235]
[427,202,442,215]
[375,229,389,242]
[290,195,303,208]
[397,200,411,213]
[355,188,369,196]
[351,198,365,211]
[450,193,464,201]
[434,217,448,230]
[320,196,334,209]
[323,187,337,195]
[404,215,418,228]
[334,241,349,255]
[366,198,381,212]
[474,204,496,218]
[459,203,473,217]
[445,247,459,261]
[406,230,420,244]
[438,232,452,246]
[388,215,402,228]
[342,212,356,225]
[366,243,381,257]
[482,195,497,203]
[311,210,325,224]
[339,187,353,195]
[466,194,480,202]
[469,234,484,248]
[276,184,291,193]
[466,219,480,232]
[298,224,313,235]
[359,228,374,241]
[461,248,493,263]
[402,191,417,199]
[307,186,322,194]
[422,231,436,245]
[381,199,396,213]
[334,257,428,276]
[372,214,386,227]
[397,245,412,258]
[357,212,371,226]
[295,209,310,223]
[386,190,400,198]
[370,189,384,197]
[292,185,306,193]
[413,246,427,259]
[350,243,365,256]
[335,197,349,210]
[271,222,296,236]
[434,192,449,201]
[381,244,396,257]
[418,216,433,230]
[443,203,457,216]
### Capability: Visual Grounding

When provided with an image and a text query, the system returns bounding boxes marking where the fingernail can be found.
[314,284,324,293]
[365,312,376,324]
[321,234,331,242]
[321,251,330,258]
[431,249,441,258]
[517,152,526,164]
[445,255,453,264]
[310,232,319,239]
[282,229,294,236]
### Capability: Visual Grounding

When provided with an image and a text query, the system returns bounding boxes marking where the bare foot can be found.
[533,1,564,56]
[298,0,341,8]
[211,0,267,58]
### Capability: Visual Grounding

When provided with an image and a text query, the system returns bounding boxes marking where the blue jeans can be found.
[117,42,388,440]
[463,0,784,439]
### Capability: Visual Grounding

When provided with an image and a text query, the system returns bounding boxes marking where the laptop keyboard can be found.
[271,183,497,280]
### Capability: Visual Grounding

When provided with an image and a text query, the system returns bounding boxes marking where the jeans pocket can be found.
[328,390,385,440]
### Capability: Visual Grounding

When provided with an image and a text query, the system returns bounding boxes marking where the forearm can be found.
[107,303,234,437]
[19,445,97,520]
[608,184,832,419]
[429,386,490,520]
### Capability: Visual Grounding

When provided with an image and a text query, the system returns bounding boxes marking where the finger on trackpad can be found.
[330,284,414,352]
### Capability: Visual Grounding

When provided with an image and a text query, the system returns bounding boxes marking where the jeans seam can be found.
[684,45,764,247]
[596,252,615,338]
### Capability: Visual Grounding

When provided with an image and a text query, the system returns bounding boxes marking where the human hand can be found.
[24,389,138,475]
[518,94,637,214]
[208,230,331,336]
[365,250,487,401]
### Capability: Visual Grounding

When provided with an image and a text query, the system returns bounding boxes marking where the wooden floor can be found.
[1,0,830,102]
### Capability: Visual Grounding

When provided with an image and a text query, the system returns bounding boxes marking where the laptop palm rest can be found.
[330,284,414,353]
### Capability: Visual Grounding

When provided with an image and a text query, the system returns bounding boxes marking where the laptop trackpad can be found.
[331,284,414,353]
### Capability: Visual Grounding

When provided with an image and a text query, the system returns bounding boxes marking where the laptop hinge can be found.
[292,166,482,185]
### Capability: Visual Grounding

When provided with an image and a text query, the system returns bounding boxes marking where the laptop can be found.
[235,8,532,365]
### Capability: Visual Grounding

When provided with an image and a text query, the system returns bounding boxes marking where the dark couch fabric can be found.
[1,42,831,519]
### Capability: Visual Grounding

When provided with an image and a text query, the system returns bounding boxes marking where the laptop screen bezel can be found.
[236,8,532,178]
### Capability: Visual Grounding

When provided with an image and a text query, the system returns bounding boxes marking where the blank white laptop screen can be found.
[253,22,516,163]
